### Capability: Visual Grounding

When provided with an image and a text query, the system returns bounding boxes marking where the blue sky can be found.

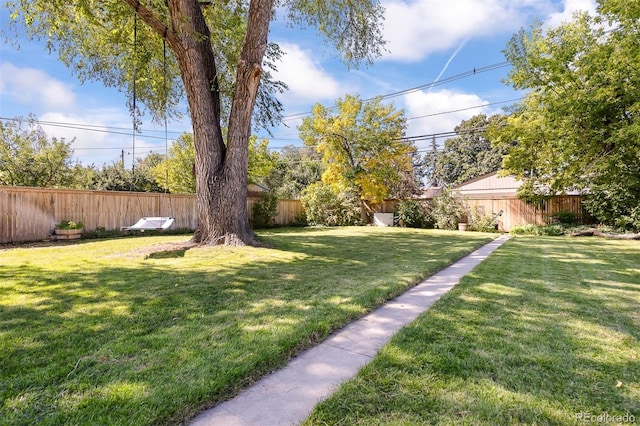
[0,0,597,167]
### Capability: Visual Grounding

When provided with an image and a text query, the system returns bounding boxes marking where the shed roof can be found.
[453,171,522,196]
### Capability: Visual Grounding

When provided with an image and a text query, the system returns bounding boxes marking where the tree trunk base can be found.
[191,227,262,247]
[570,228,640,240]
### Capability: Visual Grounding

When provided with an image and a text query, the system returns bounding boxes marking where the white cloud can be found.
[0,62,76,110]
[273,42,343,105]
[37,110,149,167]
[381,0,530,61]
[379,0,601,62]
[39,111,108,147]
[403,89,492,149]
[545,0,598,28]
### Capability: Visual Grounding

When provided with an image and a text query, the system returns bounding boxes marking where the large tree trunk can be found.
[161,0,272,246]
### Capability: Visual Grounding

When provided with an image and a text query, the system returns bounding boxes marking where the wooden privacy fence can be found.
[0,185,585,243]
[374,195,586,232]
[463,195,587,232]
[246,198,304,226]
[0,186,304,244]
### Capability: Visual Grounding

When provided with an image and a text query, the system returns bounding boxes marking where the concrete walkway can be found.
[190,234,511,426]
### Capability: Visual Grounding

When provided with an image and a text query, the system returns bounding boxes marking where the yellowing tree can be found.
[299,94,413,222]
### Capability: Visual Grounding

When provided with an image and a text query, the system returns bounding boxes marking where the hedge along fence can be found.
[374,195,587,232]
[0,186,304,244]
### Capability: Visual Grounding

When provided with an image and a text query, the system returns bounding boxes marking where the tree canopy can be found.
[151,132,276,194]
[5,0,386,245]
[151,132,196,194]
[299,94,414,221]
[264,145,324,199]
[491,1,640,228]
[424,114,507,187]
[0,117,85,188]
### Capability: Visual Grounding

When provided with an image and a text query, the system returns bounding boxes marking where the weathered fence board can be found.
[0,186,197,243]
[0,186,586,244]
[0,186,306,244]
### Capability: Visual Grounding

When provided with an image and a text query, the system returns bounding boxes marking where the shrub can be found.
[510,224,566,236]
[82,226,118,239]
[615,205,640,231]
[290,211,308,227]
[250,192,278,229]
[468,205,499,232]
[300,182,360,226]
[582,180,640,230]
[395,200,433,228]
[550,210,580,225]
[431,188,467,230]
[55,220,84,230]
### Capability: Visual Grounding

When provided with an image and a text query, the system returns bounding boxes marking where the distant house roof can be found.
[420,187,442,199]
[248,183,270,192]
[453,171,522,197]
[247,183,270,198]
[453,171,585,197]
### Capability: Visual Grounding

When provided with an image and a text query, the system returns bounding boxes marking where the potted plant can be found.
[54,220,84,240]
[457,210,469,231]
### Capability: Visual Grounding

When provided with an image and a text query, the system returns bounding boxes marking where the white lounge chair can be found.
[122,217,175,231]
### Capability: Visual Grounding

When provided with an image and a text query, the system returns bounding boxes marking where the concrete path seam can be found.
[190,234,511,426]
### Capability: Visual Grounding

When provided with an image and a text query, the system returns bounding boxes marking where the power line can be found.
[1,72,520,154]
[406,97,523,121]
[282,61,511,121]
[264,97,520,145]
[0,116,184,142]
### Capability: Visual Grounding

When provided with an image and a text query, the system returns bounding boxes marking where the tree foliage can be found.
[264,145,324,199]
[249,192,278,229]
[394,199,433,228]
[5,0,386,245]
[151,132,275,194]
[299,94,413,222]
[431,188,467,230]
[152,132,196,194]
[491,2,640,227]
[300,181,361,226]
[90,156,162,192]
[247,137,276,186]
[134,152,165,192]
[424,114,507,187]
[0,117,84,188]
[90,161,134,192]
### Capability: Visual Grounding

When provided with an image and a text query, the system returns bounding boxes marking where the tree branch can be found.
[120,0,178,47]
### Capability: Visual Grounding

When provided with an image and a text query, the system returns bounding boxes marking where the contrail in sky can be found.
[428,39,468,93]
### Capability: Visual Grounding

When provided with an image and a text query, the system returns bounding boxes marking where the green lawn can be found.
[304,236,640,425]
[0,227,493,425]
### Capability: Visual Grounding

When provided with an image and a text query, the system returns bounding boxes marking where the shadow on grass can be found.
[304,236,640,425]
[0,228,494,426]
[145,248,188,259]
